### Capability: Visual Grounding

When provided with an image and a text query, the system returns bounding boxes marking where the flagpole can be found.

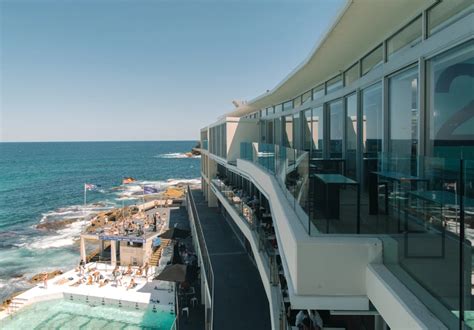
[84,184,87,226]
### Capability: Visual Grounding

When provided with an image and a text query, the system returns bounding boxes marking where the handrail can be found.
[186,185,215,330]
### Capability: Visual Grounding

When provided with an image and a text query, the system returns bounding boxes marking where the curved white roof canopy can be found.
[226,0,433,118]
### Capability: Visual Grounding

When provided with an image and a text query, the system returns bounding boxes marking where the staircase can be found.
[149,239,171,266]
[7,297,28,315]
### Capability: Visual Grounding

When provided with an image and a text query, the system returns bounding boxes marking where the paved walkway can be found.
[169,206,205,330]
[191,189,271,330]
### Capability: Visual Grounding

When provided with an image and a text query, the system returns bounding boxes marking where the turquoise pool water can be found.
[2,299,175,329]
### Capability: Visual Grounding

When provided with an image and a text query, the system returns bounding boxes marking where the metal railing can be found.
[186,185,215,330]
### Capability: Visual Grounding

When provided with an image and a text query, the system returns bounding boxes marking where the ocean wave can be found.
[115,178,201,200]
[154,152,201,159]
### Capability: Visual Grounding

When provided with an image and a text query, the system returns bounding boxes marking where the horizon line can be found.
[0,139,198,143]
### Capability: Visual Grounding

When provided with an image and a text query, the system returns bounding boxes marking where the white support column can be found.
[111,240,117,266]
[80,236,87,263]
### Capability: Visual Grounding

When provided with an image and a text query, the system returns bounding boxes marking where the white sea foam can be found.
[154,152,201,159]
[115,178,201,200]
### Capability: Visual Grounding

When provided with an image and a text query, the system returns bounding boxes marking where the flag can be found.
[143,186,159,194]
[122,177,136,184]
[85,183,99,191]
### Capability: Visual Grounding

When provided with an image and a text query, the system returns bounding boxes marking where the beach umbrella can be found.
[158,227,190,240]
[155,264,187,282]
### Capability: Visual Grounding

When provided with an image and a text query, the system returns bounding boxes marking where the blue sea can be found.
[0,141,200,301]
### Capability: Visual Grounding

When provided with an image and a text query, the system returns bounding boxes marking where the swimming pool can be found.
[2,299,176,329]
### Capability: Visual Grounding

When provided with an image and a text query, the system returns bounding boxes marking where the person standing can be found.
[42,273,48,289]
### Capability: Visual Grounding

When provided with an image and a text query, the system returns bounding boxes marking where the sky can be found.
[0,0,345,142]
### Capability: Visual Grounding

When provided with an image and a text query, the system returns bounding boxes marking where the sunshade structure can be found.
[155,264,187,282]
[158,227,190,240]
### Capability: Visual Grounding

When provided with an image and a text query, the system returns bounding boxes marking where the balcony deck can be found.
[190,189,271,330]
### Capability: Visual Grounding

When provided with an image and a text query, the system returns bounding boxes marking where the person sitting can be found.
[99,279,109,288]
[295,310,309,328]
[124,265,133,275]
[93,271,101,283]
[309,310,323,330]
[86,275,93,285]
[135,267,143,276]
[126,278,136,290]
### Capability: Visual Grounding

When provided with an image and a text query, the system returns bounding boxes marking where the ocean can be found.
[0,141,200,302]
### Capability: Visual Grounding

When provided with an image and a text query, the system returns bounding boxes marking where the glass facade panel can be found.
[389,66,419,175]
[293,96,302,108]
[283,101,293,112]
[312,85,324,100]
[427,41,474,159]
[303,109,312,151]
[274,117,282,146]
[345,94,358,179]
[283,115,293,148]
[302,91,312,104]
[329,99,343,158]
[344,63,359,86]
[387,16,422,59]
[266,120,274,144]
[267,107,274,115]
[362,44,383,76]
[362,82,383,189]
[326,75,343,93]
[275,104,283,114]
[428,0,473,36]
[293,112,301,149]
[312,106,324,158]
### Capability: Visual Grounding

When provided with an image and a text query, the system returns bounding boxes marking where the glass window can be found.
[266,120,274,144]
[345,94,358,179]
[293,112,301,149]
[362,82,383,190]
[344,63,359,86]
[362,44,383,76]
[312,106,324,158]
[302,91,312,104]
[293,96,302,108]
[275,104,283,113]
[389,66,419,175]
[267,107,274,115]
[329,99,343,158]
[387,16,422,59]
[283,101,293,112]
[303,109,312,151]
[274,117,282,146]
[284,115,293,148]
[427,41,474,159]
[312,84,324,100]
[326,75,343,94]
[428,0,473,36]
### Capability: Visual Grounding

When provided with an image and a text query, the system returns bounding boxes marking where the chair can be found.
[182,307,189,317]
[190,297,198,307]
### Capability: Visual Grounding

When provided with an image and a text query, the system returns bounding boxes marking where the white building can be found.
[197,0,474,329]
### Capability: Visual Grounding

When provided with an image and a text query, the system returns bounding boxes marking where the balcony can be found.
[239,142,474,329]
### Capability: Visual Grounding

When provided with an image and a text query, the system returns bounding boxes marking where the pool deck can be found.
[191,189,271,330]
[0,206,180,321]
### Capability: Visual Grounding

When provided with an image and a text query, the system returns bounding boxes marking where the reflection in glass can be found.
[303,109,312,151]
[362,82,383,190]
[427,41,474,160]
[312,85,324,101]
[389,66,419,175]
[362,44,383,76]
[326,75,343,94]
[293,112,301,150]
[329,99,343,158]
[312,106,324,158]
[283,115,293,148]
[387,16,422,59]
[345,94,358,179]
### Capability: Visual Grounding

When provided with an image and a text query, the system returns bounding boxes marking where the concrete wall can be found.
[226,118,259,162]
[119,242,144,266]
